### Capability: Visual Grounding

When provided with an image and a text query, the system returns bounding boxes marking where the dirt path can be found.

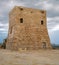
[0,49,59,65]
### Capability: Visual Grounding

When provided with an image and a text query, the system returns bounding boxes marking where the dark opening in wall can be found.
[20,18,23,23]
[31,11,33,13]
[42,42,46,48]
[41,20,43,25]
[20,8,23,10]
[10,27,12,34]
[18,7,23,11]
[41,11,44,13]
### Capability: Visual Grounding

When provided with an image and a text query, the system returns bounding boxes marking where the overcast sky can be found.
[0,0,59,45]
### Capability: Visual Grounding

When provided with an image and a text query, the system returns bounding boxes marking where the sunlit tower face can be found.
[6,6,52,50]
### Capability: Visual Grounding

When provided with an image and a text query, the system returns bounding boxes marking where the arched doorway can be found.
[42,42,46,48]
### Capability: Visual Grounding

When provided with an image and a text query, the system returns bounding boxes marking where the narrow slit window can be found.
[41,20,43,25]
[10,27,12,34]
[20,18,23,23]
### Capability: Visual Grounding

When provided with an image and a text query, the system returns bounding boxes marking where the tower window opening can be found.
[41,20,43,25]
[20,18,23,23]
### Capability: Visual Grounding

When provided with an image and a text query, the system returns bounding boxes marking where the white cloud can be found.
[43,1,53,10]
[0,31,8,34]
[47,17,59,22]
[0,23,8,27]
[47,17,59,29]
[7,0,26,10]
[34,1,53,10]
[0,28,8,32]
[0,13,4,17]
[0,23,3,26]
[0,28,6,31]
[0,0,26,14]
[35,0,59,12]
[48,24,59,33]
[47,17,52,22]
[52,25,59,31]
[35,1,43,6]
[0,23,8,32]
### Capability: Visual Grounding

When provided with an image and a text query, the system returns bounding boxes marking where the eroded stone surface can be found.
[6,6,52,50]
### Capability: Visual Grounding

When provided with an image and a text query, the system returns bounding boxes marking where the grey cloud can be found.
[0,26,4,28]
[0,26,8,29]
[47,0,59,5]
[14,0,43,9]
[47,17,59,30]
[47,23,57,29]
[0,18,8,24]
[47,11,59,17]
[15,0,40,3]
[46,0,59,17]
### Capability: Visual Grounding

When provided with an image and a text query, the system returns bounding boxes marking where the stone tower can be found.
[6,6,52,50]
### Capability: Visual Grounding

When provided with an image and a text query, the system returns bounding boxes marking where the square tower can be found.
[6,6,52,50]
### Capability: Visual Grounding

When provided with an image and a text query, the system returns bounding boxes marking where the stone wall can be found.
[6,6,52,50]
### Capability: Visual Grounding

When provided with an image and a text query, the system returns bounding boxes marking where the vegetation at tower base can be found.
[0,38,7,49]
[52,44,59,49]
[6,6,52,50]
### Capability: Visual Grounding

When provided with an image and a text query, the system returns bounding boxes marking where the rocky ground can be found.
[0,49,59,65]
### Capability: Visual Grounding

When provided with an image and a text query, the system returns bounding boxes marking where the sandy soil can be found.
[0,49,59,65]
